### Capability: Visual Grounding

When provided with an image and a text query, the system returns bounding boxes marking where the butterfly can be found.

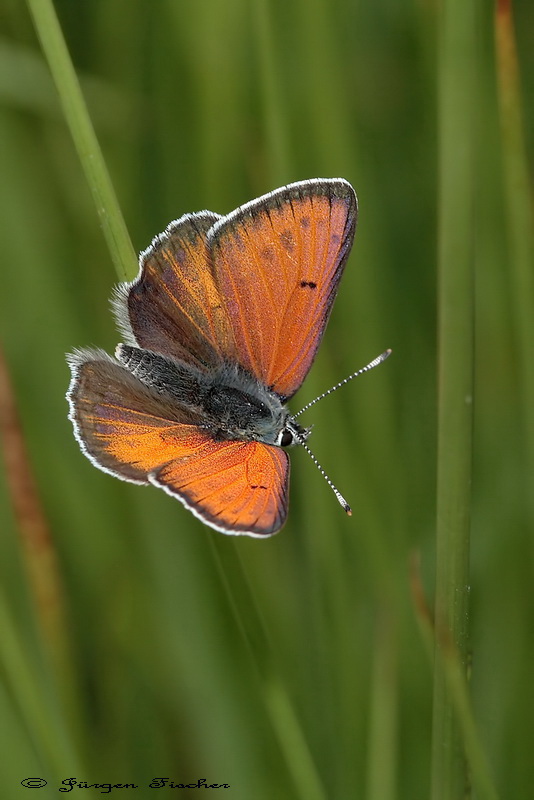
[67,178,380,537]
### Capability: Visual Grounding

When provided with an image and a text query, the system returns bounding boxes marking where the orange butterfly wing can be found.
[208,179,357,398]
[115,180,356,398]
[152,438,288,536]
[113,212,238,369]
[67,352,288,535]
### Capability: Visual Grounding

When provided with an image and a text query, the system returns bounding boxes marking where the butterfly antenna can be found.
[294,349,392,418]
[294,433,352,516]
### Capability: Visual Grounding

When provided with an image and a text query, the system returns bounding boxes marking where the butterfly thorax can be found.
[116,344,309,447]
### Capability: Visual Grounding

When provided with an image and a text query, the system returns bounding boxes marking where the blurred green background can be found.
[1,0,533,797]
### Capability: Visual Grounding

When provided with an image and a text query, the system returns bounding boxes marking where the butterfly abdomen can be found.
[115,343,207,409]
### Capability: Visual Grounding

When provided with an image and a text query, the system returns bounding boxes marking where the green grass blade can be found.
[412,557,500,800]
[26,0,136,281]
[366,606,397,800]
[494,0,534,518]
[210,538,327,800]
[432,0,476,795]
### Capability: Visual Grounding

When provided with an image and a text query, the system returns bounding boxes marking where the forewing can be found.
[67,350,288,536]
[152,440,289,536]
[113,212,238,369]
[209,178,357,398]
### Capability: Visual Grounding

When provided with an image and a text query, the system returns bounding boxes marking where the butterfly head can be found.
[277,417,311,448]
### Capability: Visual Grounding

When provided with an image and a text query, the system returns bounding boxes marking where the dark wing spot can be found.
[299,216,311,228]
[279,229,295,251]
[250,484,268,490]
[300,280,317,289]
[261,245,276,262]
[166,246,187,266]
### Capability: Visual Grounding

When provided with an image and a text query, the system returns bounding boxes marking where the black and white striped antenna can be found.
[293,348,392,514]
[294,349,391,418]
[295,433,353,514]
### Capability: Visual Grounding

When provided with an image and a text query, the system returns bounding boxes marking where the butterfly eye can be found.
[280,430,294,447]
